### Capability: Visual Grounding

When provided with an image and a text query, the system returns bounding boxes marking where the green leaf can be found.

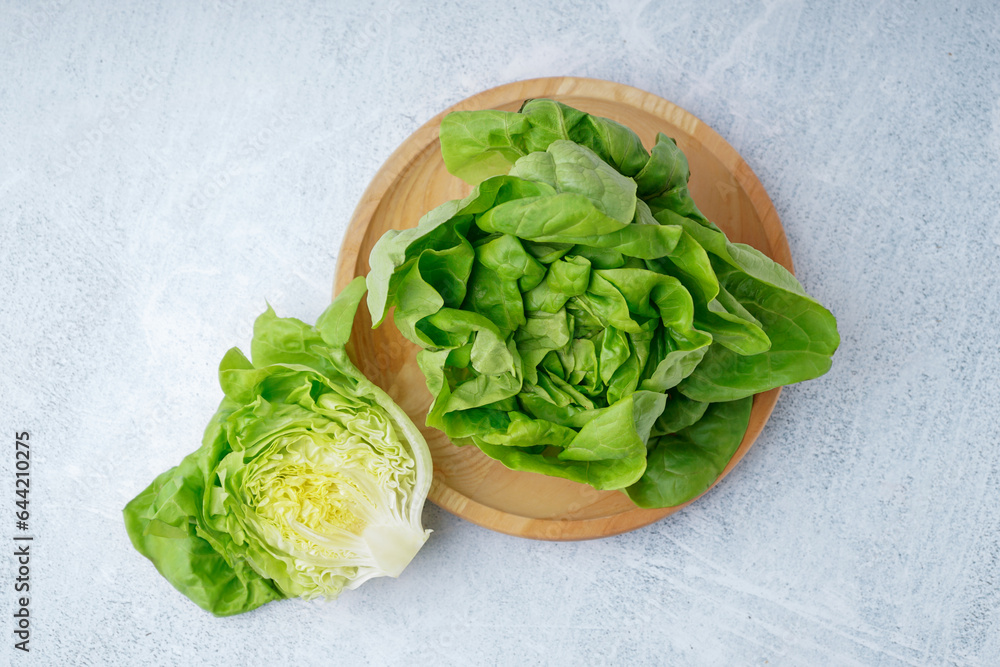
[520,99,650,176]
[651,393,709,436]
[625,397,752,508]
[671,217,840,401]
[678,264,840,401]
[123,412,285,617]
[527,141,638,224]
[439,109,530,184]
[477,193,683,259]
[315,276,368,348]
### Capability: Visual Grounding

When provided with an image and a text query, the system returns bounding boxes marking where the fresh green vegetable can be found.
[368,99,838,508]
[123,277,432,616]
[625,396,752,508]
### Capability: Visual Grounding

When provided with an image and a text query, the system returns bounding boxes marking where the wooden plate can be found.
[335,77,789,541]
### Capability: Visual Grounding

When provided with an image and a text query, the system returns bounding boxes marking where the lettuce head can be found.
[123,277,432,616]
[367,100,839,509]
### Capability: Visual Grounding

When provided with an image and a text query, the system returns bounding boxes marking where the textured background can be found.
[2,1,999,665]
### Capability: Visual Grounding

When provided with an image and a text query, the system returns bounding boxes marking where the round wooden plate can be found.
[335,77,789,541]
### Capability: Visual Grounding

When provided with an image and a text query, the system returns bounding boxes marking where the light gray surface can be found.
[2,0,998,665]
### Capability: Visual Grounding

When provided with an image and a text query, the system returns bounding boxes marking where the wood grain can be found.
[335,77,788,541]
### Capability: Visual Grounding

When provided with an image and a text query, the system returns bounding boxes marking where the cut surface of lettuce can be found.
[123,277,432,616]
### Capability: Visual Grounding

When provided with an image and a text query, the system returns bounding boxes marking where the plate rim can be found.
[335,76,788,540]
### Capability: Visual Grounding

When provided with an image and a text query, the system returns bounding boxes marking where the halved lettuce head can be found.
[123,277,432,616]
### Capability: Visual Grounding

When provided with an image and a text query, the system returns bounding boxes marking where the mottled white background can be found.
[2,0,999,665]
